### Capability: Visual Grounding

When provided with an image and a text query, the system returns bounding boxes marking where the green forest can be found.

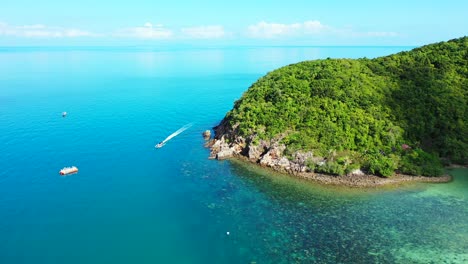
[223,37,468,177]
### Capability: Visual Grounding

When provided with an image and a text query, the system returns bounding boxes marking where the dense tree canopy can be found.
[223,37,467,177]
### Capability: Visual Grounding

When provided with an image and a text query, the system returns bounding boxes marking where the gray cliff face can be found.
[208,121,315,173]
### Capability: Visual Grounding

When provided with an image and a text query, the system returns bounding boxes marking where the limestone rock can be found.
[277,157,290,168]
[248,145,262,161]
[231,144,243,154]
[351,169,365,176]
[259,152,275,167]
[216,149,234,160]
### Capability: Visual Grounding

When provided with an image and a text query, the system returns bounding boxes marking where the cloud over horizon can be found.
[114,22,173,39]
[0,22,97,38]
[247,20,327,38]
[246,20,398,39]
[0,20,399,43]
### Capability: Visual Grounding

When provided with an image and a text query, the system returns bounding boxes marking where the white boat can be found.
[155,142,165,148]
[62,111,67,117]
[59,166,78,175]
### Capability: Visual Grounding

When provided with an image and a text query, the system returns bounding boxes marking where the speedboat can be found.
[59,166,78,175]
[155,142,165,148]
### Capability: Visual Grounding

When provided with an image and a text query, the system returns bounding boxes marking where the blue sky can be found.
[0,0,467,46]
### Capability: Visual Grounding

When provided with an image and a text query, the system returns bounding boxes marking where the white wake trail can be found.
[160,123,193,144]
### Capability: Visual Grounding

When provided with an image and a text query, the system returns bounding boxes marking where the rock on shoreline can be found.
[205,123,452,187]
[202,130,211,140]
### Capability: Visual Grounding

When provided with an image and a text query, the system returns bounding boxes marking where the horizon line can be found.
[0,44,417,49]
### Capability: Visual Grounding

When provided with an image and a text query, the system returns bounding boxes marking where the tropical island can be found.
[208,37,467,187]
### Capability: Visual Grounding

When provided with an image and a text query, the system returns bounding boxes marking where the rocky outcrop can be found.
[277,157,291,169]
[216,148,234,160]
[290,151,315,172]
[202,130,211,140]
[205,121,452,187]
[208,135,245,160]
[208,123,310,173]
[259,143,286,168]
[247,145,262,161]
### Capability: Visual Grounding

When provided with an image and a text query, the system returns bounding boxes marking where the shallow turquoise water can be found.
[0,46,467,263]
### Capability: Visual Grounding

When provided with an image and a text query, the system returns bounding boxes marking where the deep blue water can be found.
[0,46,467,263]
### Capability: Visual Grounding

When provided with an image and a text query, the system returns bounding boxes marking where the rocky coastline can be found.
[204,122,452,188]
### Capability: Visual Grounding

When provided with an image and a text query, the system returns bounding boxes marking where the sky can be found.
[0,0,467,46]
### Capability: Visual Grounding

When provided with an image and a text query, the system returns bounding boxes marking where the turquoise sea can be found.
[0,46,467,263]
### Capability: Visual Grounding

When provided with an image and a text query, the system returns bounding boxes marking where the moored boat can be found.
[59,166,78,175]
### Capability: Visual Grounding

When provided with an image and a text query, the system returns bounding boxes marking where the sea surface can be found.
[0,46,467,263]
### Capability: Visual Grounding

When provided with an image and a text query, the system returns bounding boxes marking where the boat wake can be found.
[155,123,193,148]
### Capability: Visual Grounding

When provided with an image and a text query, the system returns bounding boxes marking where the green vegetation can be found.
[223,37,468,177]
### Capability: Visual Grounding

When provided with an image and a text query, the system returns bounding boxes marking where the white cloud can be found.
[247,20,327,38]
[114,23,173,39]
[303,21,326,33]
[0,20,399,42]
[181,25,226,39]
[0,22,97,38]
[247,20,398,39]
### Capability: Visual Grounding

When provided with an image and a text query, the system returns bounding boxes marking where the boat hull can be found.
[59,166,78,175]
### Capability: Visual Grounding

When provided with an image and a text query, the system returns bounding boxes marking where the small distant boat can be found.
[155,142,165,148]
[154,123,193,149]
[59,166,78,175]
[62,112,67,117]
